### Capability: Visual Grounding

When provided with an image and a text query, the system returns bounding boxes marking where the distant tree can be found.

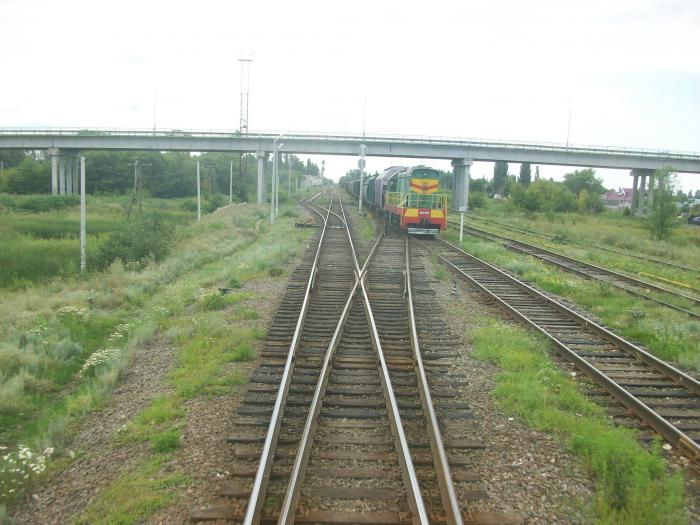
[563,169,604,196]
[518,163,531,186]
[577,188,604,214]
[470,177,488,193]
[306,159,319,177]
[695,189,700,199]
[510,179,576,213]
[0,150,26,169]
[2,157,50,194]
[492,161,509,195]
[647,169,679,240]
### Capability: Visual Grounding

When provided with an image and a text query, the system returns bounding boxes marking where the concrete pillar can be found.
[451,158,473,211]
[51,154,58,195]
[58,158,66,195]
[630,171,639,215]
[639,173,647,215]
[256,151,266,204]
[66,158,73,194]
[647,174,654,211]
[72,157,79,194]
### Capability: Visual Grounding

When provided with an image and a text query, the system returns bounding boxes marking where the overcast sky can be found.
[1,0,699,191]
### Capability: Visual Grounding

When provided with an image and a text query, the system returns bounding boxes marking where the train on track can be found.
[341,165,448,235]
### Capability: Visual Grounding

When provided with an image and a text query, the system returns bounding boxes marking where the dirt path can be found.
[11,337,176,524]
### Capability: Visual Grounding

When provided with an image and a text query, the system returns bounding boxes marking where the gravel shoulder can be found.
[8,234,304,525]
[11,336,176,524]
[423,252,595,525]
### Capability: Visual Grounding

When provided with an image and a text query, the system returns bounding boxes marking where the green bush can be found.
[149,429,181,452]
[230,343,254,362]
[511,180,577,213]
[268,267,284,277]
[0,193,80,212]
[198,289,226,311]
[468,192,486,209]
[94,215,174,270]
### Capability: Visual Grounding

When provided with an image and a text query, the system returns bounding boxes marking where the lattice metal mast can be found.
[238,58,253,200]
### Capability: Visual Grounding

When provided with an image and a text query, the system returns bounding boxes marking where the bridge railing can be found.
[0,127,699,161]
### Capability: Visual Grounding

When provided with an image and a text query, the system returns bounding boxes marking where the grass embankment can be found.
[471,319,687,525]
[0,193,214,288]
[460,200,700,291]
[0,201,311,522]
[443,229,700,370]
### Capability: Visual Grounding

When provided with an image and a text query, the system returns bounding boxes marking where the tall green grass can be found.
[472,320,687,525]
[0,194,195,288]
[466,199,700,278]
[0,199,310,513]
[446,233,700,370]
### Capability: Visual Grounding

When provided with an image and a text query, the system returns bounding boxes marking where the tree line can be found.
[0,150,320,200]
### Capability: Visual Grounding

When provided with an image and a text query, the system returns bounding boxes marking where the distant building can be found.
[301,174,322,190]
[603,188,633,210]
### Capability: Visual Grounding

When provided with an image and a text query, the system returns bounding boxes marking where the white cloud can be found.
[1,0,699,189]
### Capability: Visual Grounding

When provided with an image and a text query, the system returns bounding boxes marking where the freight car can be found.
[343,165,447,235]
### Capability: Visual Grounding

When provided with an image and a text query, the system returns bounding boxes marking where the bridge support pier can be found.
[66,158,74,194]
[256,151,266,204]
[58,157,66,194]
[451,158,473,211]
[630,169,654,215]
[72,157,79,195]
[51,149,82,195]
[51,151,59,195]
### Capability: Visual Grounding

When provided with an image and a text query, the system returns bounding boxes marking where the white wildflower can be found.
[79,348,121,377]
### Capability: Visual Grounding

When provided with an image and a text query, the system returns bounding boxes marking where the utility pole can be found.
[127,158,150,219]
[206,163,215,194]
[358,145,366,214]
[196,159,201,222]
[80,156,86,272]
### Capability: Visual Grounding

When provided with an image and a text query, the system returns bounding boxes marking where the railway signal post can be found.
[358,144,366,214]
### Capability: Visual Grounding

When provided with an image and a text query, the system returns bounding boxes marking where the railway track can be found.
[415,235,700,463]
[190,192,518,524]
[462,213,700,275]
[445,219,700,319]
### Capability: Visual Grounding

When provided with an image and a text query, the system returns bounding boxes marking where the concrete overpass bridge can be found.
[2,128,700,214]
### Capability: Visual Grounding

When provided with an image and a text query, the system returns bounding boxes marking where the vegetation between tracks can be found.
[471,319,687,525]
[460,199,700,288]
[0,200,311,521]
[444,231,700,371]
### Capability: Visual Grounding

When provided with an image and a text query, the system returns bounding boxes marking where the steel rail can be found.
[242,192,334,525]
[404,236,463,525]
[447,220,700,319]
[463,214,700,274]
[276,232,384,525]
[432,236,700,394]
[278,193,429,523]
[358,260,430,525]
[416,236,700,462]
[338,194,429,524]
